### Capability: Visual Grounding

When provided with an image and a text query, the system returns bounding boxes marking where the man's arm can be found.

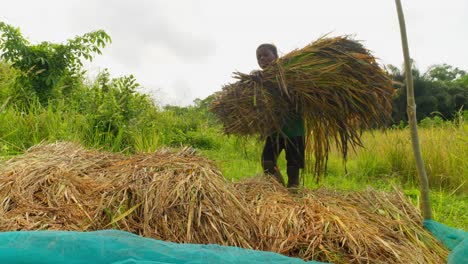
[250,70,264,84]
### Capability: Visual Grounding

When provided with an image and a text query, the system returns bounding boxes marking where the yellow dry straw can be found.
[0,143,447,264]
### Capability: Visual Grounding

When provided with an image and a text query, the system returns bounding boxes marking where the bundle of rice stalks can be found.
[105,148,259,248]
[235,177,447,263]
[0,142,258,249]
[210,36,394,177]
[210,74,290,137]
[0,143,447,263]
[0,142,116,230]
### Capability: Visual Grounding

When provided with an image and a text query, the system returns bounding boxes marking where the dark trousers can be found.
[261,136,305,187]
[261,136,305,168]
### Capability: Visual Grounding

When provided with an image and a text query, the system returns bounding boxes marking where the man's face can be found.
[256,47,277,69]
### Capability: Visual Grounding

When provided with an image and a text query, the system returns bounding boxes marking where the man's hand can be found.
[250,70,264,84]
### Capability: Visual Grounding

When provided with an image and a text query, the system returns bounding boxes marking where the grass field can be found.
[201,122,468,229]
[0,103,466,229]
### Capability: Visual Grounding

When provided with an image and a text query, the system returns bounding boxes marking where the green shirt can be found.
[281,112,305,138]
[261,81,305,138]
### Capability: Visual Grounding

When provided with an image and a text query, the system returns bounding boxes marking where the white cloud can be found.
[1,0,467,106]
[68,0,215,65]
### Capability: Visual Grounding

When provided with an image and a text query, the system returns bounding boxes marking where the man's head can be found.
[256,43,278,69]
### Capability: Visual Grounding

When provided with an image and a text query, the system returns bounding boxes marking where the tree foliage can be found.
[388,63,467,124]
[0,22,111,105]
[424,64,466,82]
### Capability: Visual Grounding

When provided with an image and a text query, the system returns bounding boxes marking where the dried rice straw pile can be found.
[106,148,259,247]
[0,143,447,263]
[0,142,258,248]
[210,36,394,177]
[235,177,447,263]
[0,143,115,230]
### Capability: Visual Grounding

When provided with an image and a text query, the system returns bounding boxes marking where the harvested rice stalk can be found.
[106,148,260,248]
[211,36,394,178]
[0,143,259,249]
[235,177,447,263]
[0,143,114,230]
[0,143,447,264]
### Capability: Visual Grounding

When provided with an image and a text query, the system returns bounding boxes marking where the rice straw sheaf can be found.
[106,148,259,248]
[0,142,258,249]
[0,142,115,230]
[210,36,394,178]
[0,143,447,263]
[234,177,447,263]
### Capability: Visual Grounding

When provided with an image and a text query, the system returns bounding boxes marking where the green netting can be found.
[2,221,464,264]
[424,220,468,264]
[0,230,326,264]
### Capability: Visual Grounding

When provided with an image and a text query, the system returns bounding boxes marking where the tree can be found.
[0,22,111,105]
[424,64,466,82]
[387,62,467,123]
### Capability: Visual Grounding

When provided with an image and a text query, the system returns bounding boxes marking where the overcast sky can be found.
[1,0,467,105]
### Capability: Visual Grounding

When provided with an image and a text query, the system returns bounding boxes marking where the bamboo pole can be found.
[394,0,432,219]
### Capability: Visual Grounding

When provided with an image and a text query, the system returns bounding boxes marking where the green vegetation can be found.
[0,23,466,230]
[0,22,111,106]
[389,63,467,123]
[199,117,467,229]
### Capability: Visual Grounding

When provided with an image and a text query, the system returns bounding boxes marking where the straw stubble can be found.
[0,143,447,263]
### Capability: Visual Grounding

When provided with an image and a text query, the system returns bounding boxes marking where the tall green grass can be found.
[201,129,467,229]
[199,118,467,229]
[0,101,220,157]
[342,124,467,193]
[1,101,465,193]
[0,101,124,155]
[0,101,466,229]
[201,122,467,193]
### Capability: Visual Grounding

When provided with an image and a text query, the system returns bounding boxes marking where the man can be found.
[254,43,305,189]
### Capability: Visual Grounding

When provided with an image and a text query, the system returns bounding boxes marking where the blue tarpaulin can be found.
[424,220,468,264]
[0,221,465,264]
[0,230,326,264]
